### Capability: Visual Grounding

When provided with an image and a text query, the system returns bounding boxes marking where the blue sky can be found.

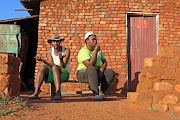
[0,0,30,20]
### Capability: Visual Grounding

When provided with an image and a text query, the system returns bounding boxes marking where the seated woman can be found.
[76,32,115,101]
[29,35,70,100]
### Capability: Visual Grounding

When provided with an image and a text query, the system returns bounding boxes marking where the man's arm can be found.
[59,48,70,68]
[45,49,54,67]
[35,49,54,67]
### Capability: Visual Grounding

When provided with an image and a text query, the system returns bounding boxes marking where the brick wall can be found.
[127,47,180,112]
[0,54,21,98]
[36,0,180,94]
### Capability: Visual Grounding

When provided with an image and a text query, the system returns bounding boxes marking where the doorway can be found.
[127,12,159,92]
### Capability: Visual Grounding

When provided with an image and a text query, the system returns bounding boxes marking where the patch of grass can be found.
[0,109,7,116]
[13,97,28,109]
[149,108,158,112]
[13,97,22,102]
[17,101,28,109]
[0,96,30,116]
[169,112,180,119]
[0,98,7,106]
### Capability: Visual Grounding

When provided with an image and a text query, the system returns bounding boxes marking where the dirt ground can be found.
[0,91,176,120]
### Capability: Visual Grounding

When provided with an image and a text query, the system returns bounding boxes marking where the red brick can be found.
[0,75,10,92]
[0,64,14,74]
[8,74,20,97]
[0,73,20,98]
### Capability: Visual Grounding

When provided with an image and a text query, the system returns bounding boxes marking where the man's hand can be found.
[58,52,62,59]
[94,45,100,52]
[58,52,66,60]
[35,56,43,61]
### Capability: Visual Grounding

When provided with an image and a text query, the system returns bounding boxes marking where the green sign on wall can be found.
[0,24,21,54]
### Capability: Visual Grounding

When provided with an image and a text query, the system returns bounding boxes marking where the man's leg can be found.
[100,69,115,93]
[29,65,49,98]
[51,65,61,100]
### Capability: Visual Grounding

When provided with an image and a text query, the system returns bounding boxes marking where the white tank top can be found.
[51,47,69,72]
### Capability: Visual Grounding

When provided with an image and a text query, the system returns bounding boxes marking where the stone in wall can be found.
[159,94,178,105]
[152,104,169,112]
[176,68,180,81]
[127,92,153,108]
[0,54,21,98]
[153,82,173,92]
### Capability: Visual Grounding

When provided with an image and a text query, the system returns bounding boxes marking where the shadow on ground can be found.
[20,90,126,104]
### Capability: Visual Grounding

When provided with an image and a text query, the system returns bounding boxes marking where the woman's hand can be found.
[99,59,107,80]
[94,45,100,52]
[99,70,104,80]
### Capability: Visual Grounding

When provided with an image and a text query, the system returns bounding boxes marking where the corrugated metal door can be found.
[127,16,157,91]
[0,24,21,54]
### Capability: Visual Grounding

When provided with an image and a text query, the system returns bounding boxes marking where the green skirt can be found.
[44,66,69,83]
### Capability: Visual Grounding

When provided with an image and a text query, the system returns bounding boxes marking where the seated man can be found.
[76,32,115,101]
[29,35,70,100]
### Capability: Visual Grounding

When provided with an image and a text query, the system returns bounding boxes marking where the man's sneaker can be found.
[93,95,101,101]
[100,94,106,100]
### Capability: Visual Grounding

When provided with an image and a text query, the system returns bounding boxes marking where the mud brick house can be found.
[20,0,180,94]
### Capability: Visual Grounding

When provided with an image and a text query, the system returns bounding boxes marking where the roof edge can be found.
[0,15,39,23]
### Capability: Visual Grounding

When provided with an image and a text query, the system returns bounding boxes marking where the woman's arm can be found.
[99,59,107,73]
[98,59,107,80]
[82,45,100,67]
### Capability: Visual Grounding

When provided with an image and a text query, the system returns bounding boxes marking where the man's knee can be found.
[39,65,48,73]
[52,65,61,72]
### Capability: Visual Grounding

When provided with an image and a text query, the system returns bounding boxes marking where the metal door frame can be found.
[125,12,159,91]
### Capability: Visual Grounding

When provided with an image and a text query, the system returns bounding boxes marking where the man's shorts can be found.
[44,66,69,83]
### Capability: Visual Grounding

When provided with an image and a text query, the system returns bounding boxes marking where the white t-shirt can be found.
[51,47,69,72]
